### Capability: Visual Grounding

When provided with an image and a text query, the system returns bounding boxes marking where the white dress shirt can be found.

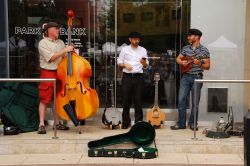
[117,45,148,73]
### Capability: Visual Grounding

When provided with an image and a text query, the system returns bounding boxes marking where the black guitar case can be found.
[88,121,158,159]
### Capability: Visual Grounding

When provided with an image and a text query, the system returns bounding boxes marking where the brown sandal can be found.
[37,125,46,134]
[55,123,69,130]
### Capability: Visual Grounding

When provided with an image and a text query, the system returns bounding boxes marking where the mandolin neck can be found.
[154,80,159,108]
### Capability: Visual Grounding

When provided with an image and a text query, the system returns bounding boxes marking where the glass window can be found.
[123,13,135,23]
[0,0,7,78]
[7,0,94,78]
[7,0,191,109]
[114,0,191,109]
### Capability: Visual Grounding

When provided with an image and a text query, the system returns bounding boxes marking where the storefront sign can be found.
[15,27,41,35]
[60,28,86,36]
[65,38,83,48]
[15,27,86,36]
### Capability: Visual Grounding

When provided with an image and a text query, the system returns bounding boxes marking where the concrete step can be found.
[0,125,243,155]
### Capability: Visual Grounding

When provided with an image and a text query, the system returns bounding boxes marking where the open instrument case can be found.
[88,121,158,159]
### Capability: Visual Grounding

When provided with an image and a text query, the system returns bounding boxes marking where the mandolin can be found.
[146,73,165,128]
[180,55,208,73]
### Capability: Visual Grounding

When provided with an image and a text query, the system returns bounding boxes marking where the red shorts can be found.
[39,69,57,104]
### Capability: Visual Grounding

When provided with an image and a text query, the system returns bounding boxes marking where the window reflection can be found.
[7,0,191,109]
[0,0,7,78]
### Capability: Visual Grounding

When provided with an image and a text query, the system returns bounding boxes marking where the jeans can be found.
[177,74,203,127]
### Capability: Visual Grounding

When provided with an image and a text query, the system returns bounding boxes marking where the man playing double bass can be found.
[37,22,74,134]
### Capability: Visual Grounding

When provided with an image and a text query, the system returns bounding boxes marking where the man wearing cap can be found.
[37,22,74,134]
[171,28,210,131]
[117,31,149,129]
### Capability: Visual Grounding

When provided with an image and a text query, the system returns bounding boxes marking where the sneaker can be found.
[170,124,186,130]
[37,125,46,134]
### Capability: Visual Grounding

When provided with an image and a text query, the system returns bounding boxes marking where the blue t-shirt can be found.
[181,44,210,74]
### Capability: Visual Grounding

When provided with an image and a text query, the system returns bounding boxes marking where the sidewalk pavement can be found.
[0,124,244,165]
[0,153,244,165]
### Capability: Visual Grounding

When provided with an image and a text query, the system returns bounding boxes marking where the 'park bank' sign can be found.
[15,26,86,36]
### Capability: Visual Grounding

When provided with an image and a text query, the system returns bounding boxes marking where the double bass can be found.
[56,10,99,122]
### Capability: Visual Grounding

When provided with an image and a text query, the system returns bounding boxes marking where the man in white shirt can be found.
[117,32,148,129]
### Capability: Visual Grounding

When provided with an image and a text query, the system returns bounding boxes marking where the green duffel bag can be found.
[1,83,39,132]
[0,82,20,110]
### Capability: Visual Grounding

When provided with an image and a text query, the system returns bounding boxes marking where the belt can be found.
[186,73,203,76]
[41,68,57,71]
[123,72,143,76]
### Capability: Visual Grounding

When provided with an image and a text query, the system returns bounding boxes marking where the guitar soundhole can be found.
[153,109,160,117]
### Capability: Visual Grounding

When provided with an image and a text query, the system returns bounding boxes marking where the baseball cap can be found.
[188,29,202,37]
[42,22,59,33]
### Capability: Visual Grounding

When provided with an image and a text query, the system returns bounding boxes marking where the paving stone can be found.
[0,154,27,165]
[187,153,244,165]
[21,154,82,165]
[134,153,188,165]
[79,152,133,164]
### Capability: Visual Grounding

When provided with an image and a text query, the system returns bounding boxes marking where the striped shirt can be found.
[181,44,210,74]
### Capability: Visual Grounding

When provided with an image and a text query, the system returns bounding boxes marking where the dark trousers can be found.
[122,73,144,125]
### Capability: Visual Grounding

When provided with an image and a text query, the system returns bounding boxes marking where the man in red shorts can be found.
[38,22,74,134]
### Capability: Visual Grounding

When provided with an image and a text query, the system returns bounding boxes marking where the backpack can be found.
[0,82,39,133]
